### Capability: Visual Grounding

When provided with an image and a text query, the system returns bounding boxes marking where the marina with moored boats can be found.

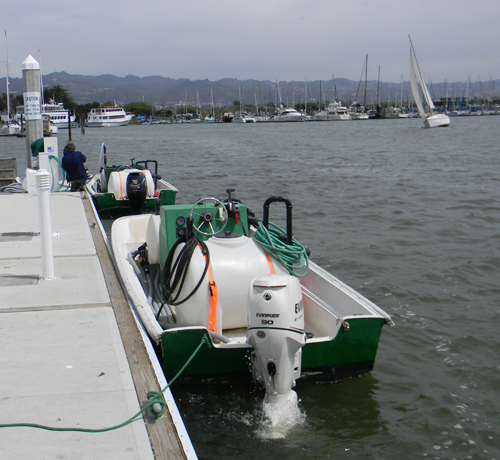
[1,28,500,458]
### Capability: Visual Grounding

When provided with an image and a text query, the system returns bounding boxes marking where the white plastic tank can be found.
[168,235,288,331]
[108,168,155,200]
[146,214,161,264]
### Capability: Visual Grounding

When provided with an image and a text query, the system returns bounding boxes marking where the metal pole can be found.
[22,55,43,169]
[68,109,72,141]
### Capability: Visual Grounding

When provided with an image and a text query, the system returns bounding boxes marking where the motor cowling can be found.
[126,171,147,212]
[247,274,305,404]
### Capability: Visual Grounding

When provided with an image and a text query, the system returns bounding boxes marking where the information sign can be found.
[23,91,42,120]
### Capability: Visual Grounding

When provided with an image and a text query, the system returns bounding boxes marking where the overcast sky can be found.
[3,0,499,84]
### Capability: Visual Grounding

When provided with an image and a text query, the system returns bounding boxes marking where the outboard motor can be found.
[126,171,147,212]
[247,274,305,405]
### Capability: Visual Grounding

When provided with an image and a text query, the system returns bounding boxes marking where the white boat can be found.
[87,105,134,127]
[233,86,256,123]
[111,191,393,409]
[204,88,217,123]
[253,114,270,122]
[347,102,369,120]
[0,120,20,137]
[16,100,76,129]
[315,101,351,121]
[86,144,178,213]
[269,106,305,122]
[222,112,234,123]
[42,115,58,136]
[409,35,450,129]
[233,112,256,123]
[0,32,20,137]
[42,100,76,128]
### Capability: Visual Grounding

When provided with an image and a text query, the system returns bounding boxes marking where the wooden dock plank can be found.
[82,195,188,460]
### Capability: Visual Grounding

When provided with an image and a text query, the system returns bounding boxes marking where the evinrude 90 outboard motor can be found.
[247,274,305,405]
[126,171,147,212]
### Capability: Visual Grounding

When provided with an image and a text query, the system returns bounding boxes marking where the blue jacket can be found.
[62,149,87,181]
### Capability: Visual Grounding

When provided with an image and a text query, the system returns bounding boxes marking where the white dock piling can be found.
[22,55,43,169]
[36,169,55,280]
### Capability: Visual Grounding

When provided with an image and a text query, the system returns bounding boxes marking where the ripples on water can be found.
[2,116,499,459]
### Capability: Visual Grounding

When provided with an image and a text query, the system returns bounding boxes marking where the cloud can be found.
[4,0,499,83]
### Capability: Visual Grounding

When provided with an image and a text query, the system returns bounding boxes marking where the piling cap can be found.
[22,55,40,71]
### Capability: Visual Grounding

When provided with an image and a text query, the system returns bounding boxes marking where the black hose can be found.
[156,234,210,319]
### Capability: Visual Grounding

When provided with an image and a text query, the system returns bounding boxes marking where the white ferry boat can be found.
[43,100,76,127]
[16,100,76,129]
[87,105,134,127]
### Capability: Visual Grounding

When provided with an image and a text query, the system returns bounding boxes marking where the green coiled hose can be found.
[253,221,309,277]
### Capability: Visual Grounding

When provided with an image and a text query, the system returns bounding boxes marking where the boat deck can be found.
[0,190,195,459]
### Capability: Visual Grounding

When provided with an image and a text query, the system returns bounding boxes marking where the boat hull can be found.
[0,124,21,136]
[87,119,132,128]
[159,316,387,382]
[91,188,176,212]
[424,113,450,128]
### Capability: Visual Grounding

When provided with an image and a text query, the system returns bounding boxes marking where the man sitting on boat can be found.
[62,142,87,192]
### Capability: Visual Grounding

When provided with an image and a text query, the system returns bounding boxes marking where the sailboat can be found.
[408,35,450,128]
[204,88,216,123]
[0,31,21,137]
[233,85,256,123]
[348,54,369,120]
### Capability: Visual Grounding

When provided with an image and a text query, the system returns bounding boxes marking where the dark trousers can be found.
[70,178,86,192]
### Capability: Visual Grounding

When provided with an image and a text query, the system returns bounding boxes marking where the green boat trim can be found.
[159,316,387,382]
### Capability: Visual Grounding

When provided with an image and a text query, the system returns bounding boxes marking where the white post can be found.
[22,55,43,169]
[36,169,55,280]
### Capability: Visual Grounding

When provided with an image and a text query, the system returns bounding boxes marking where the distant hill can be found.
[2,72,497,108]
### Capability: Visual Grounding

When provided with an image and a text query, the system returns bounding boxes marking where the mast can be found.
[377,65,381,108]
[38,50,45,106]
[4,31,11,120]
[363,54,368,107]
[400,75,403,109]
[304,78,308,115]
[239,85,242,113]
[275,79,280,108]
[210,87,215,117]
[318,81,322,112]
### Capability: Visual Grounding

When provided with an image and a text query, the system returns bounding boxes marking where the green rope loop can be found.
[146,390,166,419]
[0,336,210,432]
[253,221,309,277]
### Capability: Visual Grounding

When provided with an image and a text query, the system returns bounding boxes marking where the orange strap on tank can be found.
[198,243,218,332]
[117,172,123,200]
[265,252,274,274]
[207,265,217,333]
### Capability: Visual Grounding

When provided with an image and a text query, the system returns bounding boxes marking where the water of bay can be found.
[2,116,499,459]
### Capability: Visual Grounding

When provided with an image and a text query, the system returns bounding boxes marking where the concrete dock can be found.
[0,189,196,459]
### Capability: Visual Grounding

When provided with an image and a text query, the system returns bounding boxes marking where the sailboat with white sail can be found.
[409,35,450,128]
